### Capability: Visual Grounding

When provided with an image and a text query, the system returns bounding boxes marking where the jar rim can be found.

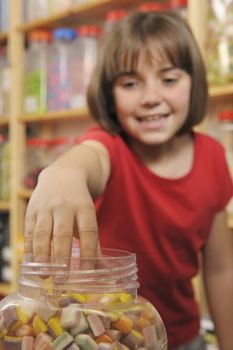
[19,249,139,295]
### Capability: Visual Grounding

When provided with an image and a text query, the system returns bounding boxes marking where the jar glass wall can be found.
[0,249,167,349]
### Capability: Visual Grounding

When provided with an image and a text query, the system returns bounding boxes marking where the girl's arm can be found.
[202,210,233,350]
[24,140,111,261]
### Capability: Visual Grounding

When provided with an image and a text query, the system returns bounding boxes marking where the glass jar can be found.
[0,249,167,349]
[24,137,51,189]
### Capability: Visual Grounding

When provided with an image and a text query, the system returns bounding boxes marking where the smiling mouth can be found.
[136,114,169,122]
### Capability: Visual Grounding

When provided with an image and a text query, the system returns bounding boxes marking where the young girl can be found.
[25,11,233,350]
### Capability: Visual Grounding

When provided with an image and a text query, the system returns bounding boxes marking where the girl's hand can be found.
[24,141,111,262]
[24,166,99,262]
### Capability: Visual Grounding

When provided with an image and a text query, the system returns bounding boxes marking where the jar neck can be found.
[18,249,139,299]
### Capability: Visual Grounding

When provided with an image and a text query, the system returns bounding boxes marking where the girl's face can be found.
[112,52,191,146]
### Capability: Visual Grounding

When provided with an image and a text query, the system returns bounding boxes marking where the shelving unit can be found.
[0,0,232,297]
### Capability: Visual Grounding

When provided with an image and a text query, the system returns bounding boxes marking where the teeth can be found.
[138,115,163,122]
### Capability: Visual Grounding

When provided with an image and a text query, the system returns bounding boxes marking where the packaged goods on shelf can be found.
[70,25,101,109]
[138,2,169,12]
[48,136,79,163]
[168,0,188,18]
[48,28,77,111]
[0,213,11,283]
[0,136,10,200]
[22,0,51,22]
[24,138,51,189]
[206,0,233,85]
[50,0,74,13]
[24,30,52,114]
[0,0,8,32]
[102,10,128,35]
[0,46,10,117]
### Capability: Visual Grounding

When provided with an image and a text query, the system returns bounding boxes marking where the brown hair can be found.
[87,11,208,134]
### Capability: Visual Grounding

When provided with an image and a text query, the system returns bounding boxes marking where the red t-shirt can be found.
[79,127,233,348]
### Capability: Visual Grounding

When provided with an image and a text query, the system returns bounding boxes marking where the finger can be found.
[32,211,53,262]
[77,201,99,269]
[52,207,74,260]
[24,210,36,256]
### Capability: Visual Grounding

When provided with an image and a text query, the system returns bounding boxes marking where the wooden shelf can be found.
[0,116,9,126]
[209,84,233,98]
[0,200,10,211]
[0,283,10,296]
[19,188,33,199]
[19,107,90,123]
[0,32,8,45]
[17,0,146,32]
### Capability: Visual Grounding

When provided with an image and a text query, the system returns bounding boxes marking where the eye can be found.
[162,76,178,85]
[122,79,139,88]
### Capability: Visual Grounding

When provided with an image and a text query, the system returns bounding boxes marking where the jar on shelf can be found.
[48,28,77,111]
[168,0,187,18]
[24,30,52,114]
[206,1,233,85]
[24,137,51,189]
[0,46,10,117]
[0,249,167,349]
[50,0,74,14]
[0,0,8,32]
[22,0,52,22]
[70,25,101,109]
[138,2,169,12]
[49,136,79,163]
[218,110,233,174]
[102,10,128,36]
[0,136,10,200]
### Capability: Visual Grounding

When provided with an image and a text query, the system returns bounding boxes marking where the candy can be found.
[53,331,73,350]
[70,312,88,336]
[112,315,133,334]
[60,307,80,329]
[87,314,105,337]
[32,315,47,336]
[21,336,34,350]
[0,291,162,350]
[3,335,22,349]
[142,325,157,348]
[47,316,64,338]
[75,334,98,350]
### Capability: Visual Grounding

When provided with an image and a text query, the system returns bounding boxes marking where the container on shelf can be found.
[0,0,8,32]
[206,0,233,85]
[0,213,10,283]
[168,0,187,18]
[48,28,77,111]
[102,10,128,36]
[70,25,101,109]
[0,47,10,117]
[22,0,52,22]
[24,30,52,114]
[24,137,51,189]
[0,249,167,349]
[0,136,10,200]
[49,136,79,163]
[138,2,169,12]
[50,0,74,14]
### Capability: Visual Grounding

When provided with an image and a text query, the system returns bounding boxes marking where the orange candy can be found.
[112,315,133,334]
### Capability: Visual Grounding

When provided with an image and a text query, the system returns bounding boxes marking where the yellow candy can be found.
[32,315,47,336]
[12,306,29,331]
[119,293,133,303]
[48,316,64,337]
[70,293,86,303]
[0,328,7,339]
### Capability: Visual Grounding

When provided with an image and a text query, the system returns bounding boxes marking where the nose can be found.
[140,80,162,107]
